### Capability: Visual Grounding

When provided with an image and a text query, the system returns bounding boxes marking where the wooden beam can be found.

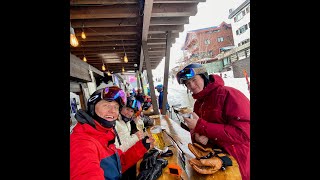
[147,33,179,39]
[149,25,184,34]
[70,5,139,19]
[70,0,138,5]
[147,38,176,45]
[142,41,159,114]
[70,53,104,81]
[139,0,154,72]
[150,17,189,25]
[74,27,137,36]
[152,3,198,17]
[71,46,136,51]
[71,18,138,28]
[77,35,137,41]
[72,51,138,55]
[77,40,137,47]
[154,0,205,3]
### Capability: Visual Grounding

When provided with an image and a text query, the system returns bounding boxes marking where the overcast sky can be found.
[152,0,245,77]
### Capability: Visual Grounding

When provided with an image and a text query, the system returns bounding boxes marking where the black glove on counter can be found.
[137,158,168,180]
[140,148,160,170]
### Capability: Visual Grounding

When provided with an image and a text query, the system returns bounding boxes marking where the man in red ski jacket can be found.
[70,86,154,180]
[176,63,250,180]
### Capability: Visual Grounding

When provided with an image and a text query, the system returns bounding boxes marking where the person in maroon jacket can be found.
[70,86,154,180]
[176,63,250,180]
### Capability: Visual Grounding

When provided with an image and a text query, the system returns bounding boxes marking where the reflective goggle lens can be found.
[103,87,127,106]
[176,68,196,84]
[130,99,142,110]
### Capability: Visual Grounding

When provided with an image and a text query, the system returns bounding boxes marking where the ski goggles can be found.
[102,86,127,107]
[176,66,207,84]
[128,99,142,111]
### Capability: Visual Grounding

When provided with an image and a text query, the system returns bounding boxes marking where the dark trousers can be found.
[121,164,137,180]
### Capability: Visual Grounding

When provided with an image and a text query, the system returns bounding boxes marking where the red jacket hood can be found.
[192,74,224,100]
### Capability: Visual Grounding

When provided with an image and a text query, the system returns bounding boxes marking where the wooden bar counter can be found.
[137,115,242,180]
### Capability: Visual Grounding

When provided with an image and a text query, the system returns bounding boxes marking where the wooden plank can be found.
[142,41,160,115]
[161,31,171,114]
[70,5,139,19]
[77,35,137,41]
[70,81,81,93]
[149,25,184,33]
[70,53,106,81]
[74,27,137,36]
[152,3,198,17]
[142,0,154,41]
[70,0,138,5]
[147,33,179,39]
[71,46,136,52]
[78,41,137,47]
[150,17,189,25]
[154,0,205,3]
[71,18,138,28]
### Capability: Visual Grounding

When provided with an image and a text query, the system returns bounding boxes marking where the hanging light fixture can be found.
[70,23,79,47]
[81,23,86,39]
[122,66,125,72]
[122,39,128,63]
[101,59,106,71]
[82,45,87,62]
[107,71,111,76]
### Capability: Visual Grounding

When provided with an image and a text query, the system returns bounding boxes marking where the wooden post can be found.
[162,31,171,115]
[142,41,159,115]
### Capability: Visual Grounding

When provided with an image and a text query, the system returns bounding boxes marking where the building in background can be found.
[229,0,250,47]
[214,0,250,78]
[176,22,234,75]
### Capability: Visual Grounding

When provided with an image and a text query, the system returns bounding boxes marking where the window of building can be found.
[204,39,211,45]
[223,57,231,66]
[236,30,239,35]
[242,10,246,16]
[236,12,243,22]
[217,37,224,42]
[246,6,250,13]
[237,24,249,35]
[248,22,250,28]
[234,17,237,22]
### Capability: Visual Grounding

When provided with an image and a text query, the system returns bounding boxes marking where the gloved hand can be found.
[188,143,214,159]
[140,148,160,171]
[189,157,222,174]
[137,158,168,180]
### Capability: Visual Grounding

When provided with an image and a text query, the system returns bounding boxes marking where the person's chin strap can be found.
[121,114,132,123]
[94,114,122,146]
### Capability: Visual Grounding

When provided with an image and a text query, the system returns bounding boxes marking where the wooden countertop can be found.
[137,115,242,180]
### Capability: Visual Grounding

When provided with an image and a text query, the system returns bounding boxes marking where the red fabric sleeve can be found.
[70,139,105,180]
[118,139,148,172]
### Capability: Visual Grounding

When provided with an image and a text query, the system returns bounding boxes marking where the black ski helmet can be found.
[176,63,210,86]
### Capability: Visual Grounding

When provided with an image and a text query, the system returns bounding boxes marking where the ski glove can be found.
[188,143,214,159]
[140,148,160,170]
[188,143,232,174]
[137,158,168,180]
